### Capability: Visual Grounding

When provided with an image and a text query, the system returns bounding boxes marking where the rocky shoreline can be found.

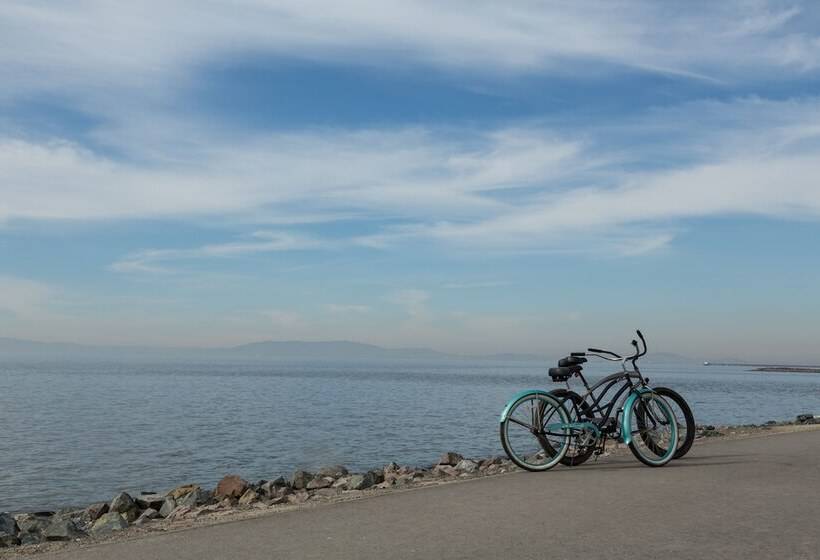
[2,416,819,555]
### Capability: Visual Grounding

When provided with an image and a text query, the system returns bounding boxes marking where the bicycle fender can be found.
[499,389,557,423]
[621,386,654,445]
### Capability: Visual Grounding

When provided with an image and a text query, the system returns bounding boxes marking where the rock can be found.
[159,497,177,518]
[0,512,20,547]
[306,476,333,490]
[287,491,310,504]
[177,488,212,508]
[291,470,314,490]
[193,504,222,518]
[85,503,109,523]
[317,465,349,478]
[15,514,48,544]
[367,469,385,485]
[272,486,292,500]
[43,518,85,541]
[238,489,260,506]
[260,477,289,497]
[433,465,459,477]
[165,506,193,521]
[109,492,138,521]
[312,488,339,498]
[135,492,166,510]
[134,508,159,526]
[438,452,463,466]
[383,462,400,474]
[332,476,351,489]
[455,459,479,473]
[167,484,200,500]
[215,475,249,500]
[259,481,276,497]
[260,476,287,494]
[91,512,128,536]
[797,414,820,424]
[19,531,42,546]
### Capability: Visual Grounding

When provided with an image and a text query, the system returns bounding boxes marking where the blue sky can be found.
[2,1,820,360]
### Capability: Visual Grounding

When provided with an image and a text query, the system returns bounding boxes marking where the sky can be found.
[2,1,820,361]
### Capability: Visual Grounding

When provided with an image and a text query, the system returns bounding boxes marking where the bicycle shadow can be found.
[556,454,750,471]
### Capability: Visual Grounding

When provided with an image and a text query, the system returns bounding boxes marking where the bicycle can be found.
[499,330,684,470]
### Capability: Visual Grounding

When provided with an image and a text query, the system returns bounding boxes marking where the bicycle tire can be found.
[628,392,678,467]
[500,392,570,471]
[652,386,695,459]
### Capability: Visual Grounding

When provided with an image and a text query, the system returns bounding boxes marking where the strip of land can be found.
[752,366,820,373]
[8,426,820,560]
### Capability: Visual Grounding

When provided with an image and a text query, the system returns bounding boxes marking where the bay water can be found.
[1,357,818,512]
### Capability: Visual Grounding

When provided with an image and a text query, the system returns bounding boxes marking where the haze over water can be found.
[1,357,818,512]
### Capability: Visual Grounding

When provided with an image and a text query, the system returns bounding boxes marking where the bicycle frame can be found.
[556,350,654,438]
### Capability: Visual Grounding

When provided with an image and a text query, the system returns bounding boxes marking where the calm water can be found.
[1,358,818,512]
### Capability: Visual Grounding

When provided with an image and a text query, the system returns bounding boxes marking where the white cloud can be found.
[387,289,430,317]
[1,0,818,108]
[265,309,305,329]
[441,281,511,289]
[0,276,53,319]
[326,304,372,314]
[5,98,820,264]
[421,154,820,252]
[110,231,323,273]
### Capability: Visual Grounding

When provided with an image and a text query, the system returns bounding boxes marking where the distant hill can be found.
[227,340,452,360]
[0,337,542,362]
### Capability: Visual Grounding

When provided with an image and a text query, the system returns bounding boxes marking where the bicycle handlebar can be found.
[578,330,648,364]
[587,348,622,358]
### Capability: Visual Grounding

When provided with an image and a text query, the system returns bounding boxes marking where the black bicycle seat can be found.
[549,365,581,381]
[558,356,587,367]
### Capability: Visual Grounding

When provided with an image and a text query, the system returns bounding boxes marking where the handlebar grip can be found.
[571,352,586,357]
[588,348,605,353]
[636,329,647,356]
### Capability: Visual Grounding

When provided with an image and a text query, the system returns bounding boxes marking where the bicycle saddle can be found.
[549,365,581,381]
[558,356,587,367]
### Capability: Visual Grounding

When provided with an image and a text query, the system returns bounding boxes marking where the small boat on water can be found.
[703,361,710,366]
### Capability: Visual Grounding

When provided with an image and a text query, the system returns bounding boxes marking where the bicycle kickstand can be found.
[594,435,608,461]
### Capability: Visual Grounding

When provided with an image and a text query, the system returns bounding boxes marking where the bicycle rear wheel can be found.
[627,392,678,467]
[500,393,570,471]
[651,387,695,459]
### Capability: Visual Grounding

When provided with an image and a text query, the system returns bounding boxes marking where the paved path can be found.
[37,430,820,560]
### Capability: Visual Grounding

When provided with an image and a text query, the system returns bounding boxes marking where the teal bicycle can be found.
[500,330,679,470]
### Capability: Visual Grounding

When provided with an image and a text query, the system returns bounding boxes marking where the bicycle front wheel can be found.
[627,392,678,467]
[500,393,570,471]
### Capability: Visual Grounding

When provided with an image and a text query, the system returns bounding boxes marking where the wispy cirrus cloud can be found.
[326,304,372,314]
[1,0,819,108]
[110,231,323,273]
[1,97,807,270]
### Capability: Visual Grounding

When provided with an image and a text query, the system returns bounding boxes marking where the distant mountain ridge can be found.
[227,340,452,360]
[0,337,545,362]
[0,336,697,363]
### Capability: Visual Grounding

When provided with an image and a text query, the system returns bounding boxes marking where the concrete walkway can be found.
[36,429,820,560]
